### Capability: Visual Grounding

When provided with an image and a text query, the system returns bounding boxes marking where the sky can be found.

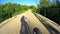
[0,0,40,6]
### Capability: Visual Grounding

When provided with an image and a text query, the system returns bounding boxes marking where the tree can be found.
[39,0,49,16]
[3,2,13,18]
[40,0,49,8]
[0,2,32,23]
[30,6,37,12]
[0,4,3,17]
[37,0,60,25]
[0,4,4,22]
[56,0,60,7]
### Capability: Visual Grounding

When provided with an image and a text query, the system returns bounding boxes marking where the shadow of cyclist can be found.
[20,16,31,34]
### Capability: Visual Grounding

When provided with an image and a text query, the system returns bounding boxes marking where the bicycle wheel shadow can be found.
[20,16,31,34]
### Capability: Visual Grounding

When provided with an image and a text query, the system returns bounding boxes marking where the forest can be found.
[0,2,36,23]
[36,0,60,25]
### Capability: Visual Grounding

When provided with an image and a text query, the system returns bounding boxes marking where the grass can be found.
[12,10,27,17]
[0,10,28,23]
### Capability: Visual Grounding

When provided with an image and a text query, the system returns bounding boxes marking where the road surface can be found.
[0,9,60,34]
[34,13,60,34]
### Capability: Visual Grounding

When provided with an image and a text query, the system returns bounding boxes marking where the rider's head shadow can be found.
[21,16,26,25]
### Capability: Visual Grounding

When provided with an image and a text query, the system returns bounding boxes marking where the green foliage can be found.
[37,0,60,25]
[40,0,49,8]
[30,5,37,12]
[0,2,35,23]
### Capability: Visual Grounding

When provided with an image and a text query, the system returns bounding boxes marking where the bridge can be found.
[0,9,60,34]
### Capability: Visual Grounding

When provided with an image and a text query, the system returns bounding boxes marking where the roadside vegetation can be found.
[0,2,36,23]
[36,0,60,25]
[0,0,60,25]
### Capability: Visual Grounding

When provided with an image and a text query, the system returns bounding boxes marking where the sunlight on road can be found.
[0,9,60,34]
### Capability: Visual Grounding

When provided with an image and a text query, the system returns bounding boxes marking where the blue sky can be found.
[0,0,39,6]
